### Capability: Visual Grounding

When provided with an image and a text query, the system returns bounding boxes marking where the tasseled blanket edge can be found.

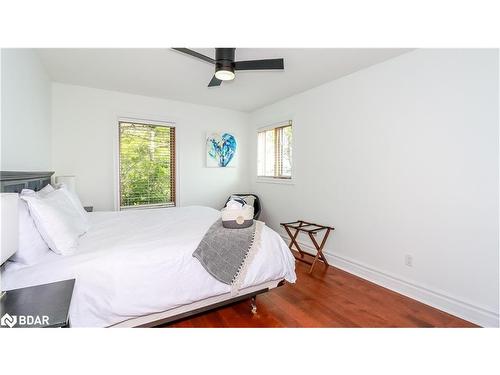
[230,220,264,296]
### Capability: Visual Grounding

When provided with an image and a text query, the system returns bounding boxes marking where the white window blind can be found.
[119,121,176,209]
[257,121,292,179]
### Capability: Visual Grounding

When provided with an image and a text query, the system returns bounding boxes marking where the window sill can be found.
[120,203,175,210]
[256,177,295,185]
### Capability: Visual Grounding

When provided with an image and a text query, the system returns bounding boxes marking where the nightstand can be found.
[0,279,75,328]
[84,206,93,212]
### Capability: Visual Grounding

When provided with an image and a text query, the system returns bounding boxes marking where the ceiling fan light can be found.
[215,69,235,81]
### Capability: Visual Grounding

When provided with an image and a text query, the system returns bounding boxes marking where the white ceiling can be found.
[37,48,412,112]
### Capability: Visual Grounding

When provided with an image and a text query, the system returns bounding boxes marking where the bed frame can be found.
[111,279,285,327]
[0,171,286,328]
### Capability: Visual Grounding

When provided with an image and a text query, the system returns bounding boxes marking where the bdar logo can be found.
[1,313,17,328]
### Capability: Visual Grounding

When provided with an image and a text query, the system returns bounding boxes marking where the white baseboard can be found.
[280,234,499,327]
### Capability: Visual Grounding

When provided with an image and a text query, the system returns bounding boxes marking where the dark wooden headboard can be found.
[0,171,54,193]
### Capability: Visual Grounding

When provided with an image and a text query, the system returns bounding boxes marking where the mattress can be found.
[2,206,296,327]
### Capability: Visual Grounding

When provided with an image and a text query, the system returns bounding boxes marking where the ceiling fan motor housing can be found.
[215,48,236,74]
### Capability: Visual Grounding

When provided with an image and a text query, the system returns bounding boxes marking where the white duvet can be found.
[2,206,296,327]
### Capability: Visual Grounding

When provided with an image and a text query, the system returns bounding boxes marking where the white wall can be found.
[1,49,51,170]
[51,83,249,211]
[248,49,499,326]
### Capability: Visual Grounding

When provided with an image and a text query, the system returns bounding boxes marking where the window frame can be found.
[256,120,294,184]
[115,117,179,211]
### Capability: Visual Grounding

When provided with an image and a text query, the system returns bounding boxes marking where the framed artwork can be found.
[206,132,237,167]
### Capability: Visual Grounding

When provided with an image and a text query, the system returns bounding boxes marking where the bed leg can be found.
[250,296,257,314]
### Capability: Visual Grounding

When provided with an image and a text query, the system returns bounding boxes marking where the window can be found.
[257,121,293,179]
[119,120,176,209]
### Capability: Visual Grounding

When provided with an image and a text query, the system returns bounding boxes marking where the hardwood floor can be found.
[165,255,477,328]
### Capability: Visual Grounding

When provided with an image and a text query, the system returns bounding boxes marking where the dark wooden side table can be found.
[281,220,334,274]
[0,279,75,328]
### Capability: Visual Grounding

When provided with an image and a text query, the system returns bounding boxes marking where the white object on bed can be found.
[225,198,245,210]
[56,183,89,225]
[20,188,89,255]
[221,204,254,228]
[22,184,88,225]
[2,206,296,327]
[21,183,54,198]
[10,200,50,265]
[0,193,19,265]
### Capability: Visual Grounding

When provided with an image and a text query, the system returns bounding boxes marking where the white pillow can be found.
[55,184,89,228]
[21,183,55,198]
[21,189,88,255]
[25,183,90,230]
[10,200,50,265]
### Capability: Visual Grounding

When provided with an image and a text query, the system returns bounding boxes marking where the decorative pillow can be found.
[21,189,88,255]
[230,195,256,207]
[10,200,50,265]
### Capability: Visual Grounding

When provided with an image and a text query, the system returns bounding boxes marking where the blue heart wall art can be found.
[206,132,237,167]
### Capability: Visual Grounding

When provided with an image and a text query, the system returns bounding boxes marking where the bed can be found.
[0,171,296,327]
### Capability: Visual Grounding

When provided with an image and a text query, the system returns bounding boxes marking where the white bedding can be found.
[2,206,296,327]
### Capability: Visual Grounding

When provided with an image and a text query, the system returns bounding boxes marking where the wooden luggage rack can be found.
[280,220,334,274]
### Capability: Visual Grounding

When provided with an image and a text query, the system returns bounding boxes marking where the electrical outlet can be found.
[405,254,413,267]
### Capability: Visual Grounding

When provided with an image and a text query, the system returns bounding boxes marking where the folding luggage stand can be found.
[280,220,334,274]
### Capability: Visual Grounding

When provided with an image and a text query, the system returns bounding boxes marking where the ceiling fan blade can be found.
[172,48,215,64]
[234,58,284,71]
[208,75,222,87]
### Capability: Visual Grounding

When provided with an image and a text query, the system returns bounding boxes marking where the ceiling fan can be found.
[172,48,284,87]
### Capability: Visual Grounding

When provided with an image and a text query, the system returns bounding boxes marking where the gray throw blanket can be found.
[193,218,262,286]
